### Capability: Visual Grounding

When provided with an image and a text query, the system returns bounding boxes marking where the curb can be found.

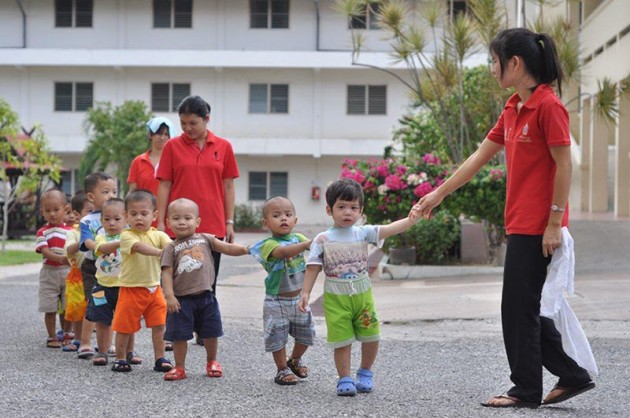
[377,262,504,280]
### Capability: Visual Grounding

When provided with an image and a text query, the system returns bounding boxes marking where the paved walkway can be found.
[0,218,629,416]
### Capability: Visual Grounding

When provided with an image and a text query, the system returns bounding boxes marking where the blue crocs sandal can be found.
[355,368,374,393]
[62,340,80,352]
[336,376,356,397]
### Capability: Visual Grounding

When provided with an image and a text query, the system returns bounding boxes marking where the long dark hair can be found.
[177,95,211,118]
[490,28,564,97]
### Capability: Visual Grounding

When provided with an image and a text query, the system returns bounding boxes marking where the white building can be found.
[568,0,630,216]
[0,0,550,224]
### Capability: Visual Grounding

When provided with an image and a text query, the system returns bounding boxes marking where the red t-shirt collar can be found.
[138,150,152,162]
[181,130,216,145]
[504,84,555,111]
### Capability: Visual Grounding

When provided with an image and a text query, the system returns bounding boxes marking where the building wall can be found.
[1,0,550,224]
[580,0,630,93]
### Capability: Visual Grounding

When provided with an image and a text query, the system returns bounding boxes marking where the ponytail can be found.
[536,33,564,97]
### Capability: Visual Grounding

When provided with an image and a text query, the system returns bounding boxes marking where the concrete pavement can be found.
[0,218,629,417]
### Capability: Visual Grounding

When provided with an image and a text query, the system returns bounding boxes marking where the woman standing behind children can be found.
[127,116,175,195]
[249,196,315,386]
[156,96,239,297]
[299,179,419,396]
[415,28,595,408]
[161,198,249,381]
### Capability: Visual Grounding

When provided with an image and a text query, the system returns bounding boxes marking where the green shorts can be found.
[322,274,380,348]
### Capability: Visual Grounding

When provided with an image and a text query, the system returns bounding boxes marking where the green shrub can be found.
[234,203,262,230]
[382,210,461,265]
[442,164,507,247]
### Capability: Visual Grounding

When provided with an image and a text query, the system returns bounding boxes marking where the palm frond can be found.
[377,1,407,34]
[595,78,619,125]
[468,0,506,47]
[446,13,477,63]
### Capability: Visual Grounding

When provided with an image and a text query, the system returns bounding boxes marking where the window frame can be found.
[249,0,290,29]
[248,171,289,201]
[346,84,387,116]
[447,0,468,21]
[248,83,289,114]
[54,82,93,112]
[55,0,93,28]
[349,2,380,30]
[151,82,191,112]
[153,0,193,29]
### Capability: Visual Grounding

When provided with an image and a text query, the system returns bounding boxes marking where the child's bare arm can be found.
[298,264,322,312]
[211,239,249,256]
[65,242,80,257]
[161,266,180,313]
[270,240,312,259]
[95,241,120,255]
[378,217,417,241]
[40,247,68,265]
[84,238,97,251]
[131,242,162,257]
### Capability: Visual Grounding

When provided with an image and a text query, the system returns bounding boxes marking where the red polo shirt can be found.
[156,130,239,237]
[487,84,570,235]
[127,151,159,195]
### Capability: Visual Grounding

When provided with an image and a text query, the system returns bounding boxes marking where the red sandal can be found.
[164,367,187,381]
[206,361,223,378]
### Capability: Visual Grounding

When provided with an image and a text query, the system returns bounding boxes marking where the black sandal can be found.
[111,360,132,372]
[287,357,308,378]
[274,368,298,385]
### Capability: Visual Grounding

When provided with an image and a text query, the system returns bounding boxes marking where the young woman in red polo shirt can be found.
[156,95,239,285]
[127,117,176,196]
[414,28,594,408]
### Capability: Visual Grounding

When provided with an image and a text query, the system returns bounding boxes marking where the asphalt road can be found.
[0,220,628,417]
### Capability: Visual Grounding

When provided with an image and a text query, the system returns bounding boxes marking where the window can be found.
[248,172,288,200]
[349,2,380,30]
[153,0,192,28]
[249,84,289,114]
[347,85,387,115]
[54,82,93,111]
[55,0,93,28]
[60,169,78,195]
[250,0,289,29]
[447,0,467,20]
[151,83,191,112]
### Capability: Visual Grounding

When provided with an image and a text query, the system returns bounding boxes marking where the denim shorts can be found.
[164,291,223,342]
[85,284,119,325]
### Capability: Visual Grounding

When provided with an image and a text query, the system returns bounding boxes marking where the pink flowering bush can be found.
[341,154,448,226]
[341,154,461,263]
[340,155,508,264]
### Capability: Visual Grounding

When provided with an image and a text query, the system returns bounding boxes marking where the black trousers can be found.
[502,234,591,403]
[210,246,221,294]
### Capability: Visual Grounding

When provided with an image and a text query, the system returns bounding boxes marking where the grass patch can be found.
[0,250,41,266]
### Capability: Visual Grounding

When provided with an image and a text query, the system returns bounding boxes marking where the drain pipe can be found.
[312,0,320,51]
[15,0,26,48]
